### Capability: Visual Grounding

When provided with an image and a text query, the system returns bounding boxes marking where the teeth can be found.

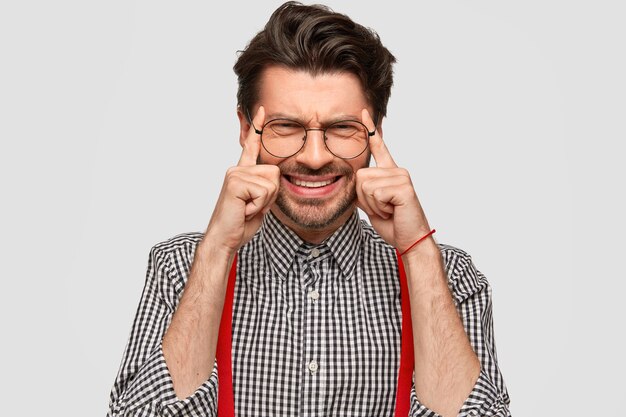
[291,177,335,188]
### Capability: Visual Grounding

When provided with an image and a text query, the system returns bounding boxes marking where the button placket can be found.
[302,254,322,392]
[301,243,330,413]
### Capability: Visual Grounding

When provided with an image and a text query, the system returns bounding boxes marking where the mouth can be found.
[282,174,344,197]
[285,175,340,188]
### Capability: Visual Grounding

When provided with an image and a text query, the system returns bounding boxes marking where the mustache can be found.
[278,162,353,178]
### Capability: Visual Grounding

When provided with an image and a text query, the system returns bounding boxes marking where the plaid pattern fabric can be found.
[108,211,510,416]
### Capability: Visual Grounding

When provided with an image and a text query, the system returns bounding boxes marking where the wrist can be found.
[399,228,437,257]
[190,237,236,286]
[401,236,440,264]
[401,236,446,285]
[200,229,240,259]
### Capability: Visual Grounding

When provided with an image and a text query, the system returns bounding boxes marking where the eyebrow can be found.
[265,112,361,124]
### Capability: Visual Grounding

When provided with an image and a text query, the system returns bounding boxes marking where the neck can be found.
[270,205,356,244]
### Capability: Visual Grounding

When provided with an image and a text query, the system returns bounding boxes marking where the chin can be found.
[275,191,356,230]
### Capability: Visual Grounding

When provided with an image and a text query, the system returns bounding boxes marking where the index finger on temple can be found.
[238,106,266,167]
[362,108,397,168]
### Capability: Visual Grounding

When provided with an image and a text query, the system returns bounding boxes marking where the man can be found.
[107,2,510,416]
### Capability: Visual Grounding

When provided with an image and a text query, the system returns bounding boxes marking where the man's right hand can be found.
[163,106,280,400]
[202,106,280,254]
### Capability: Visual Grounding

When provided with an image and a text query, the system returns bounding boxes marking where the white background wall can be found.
[1,1,624,415]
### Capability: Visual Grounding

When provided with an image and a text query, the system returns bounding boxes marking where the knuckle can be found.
[229,176,244,188]
[268,164,280,174]
[266,165,281,178]
[356,167,371,179]
[226,166,236,176]
[398,168,409,177]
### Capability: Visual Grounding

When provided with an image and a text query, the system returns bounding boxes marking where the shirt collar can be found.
[261,210,362,281]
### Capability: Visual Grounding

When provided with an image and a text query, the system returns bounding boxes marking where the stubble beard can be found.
[275,179,357,230]
[274,161,360,230]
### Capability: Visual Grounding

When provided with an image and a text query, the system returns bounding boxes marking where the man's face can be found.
[240,66,375,232]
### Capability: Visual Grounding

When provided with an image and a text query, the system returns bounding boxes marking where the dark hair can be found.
[233,1,396,124]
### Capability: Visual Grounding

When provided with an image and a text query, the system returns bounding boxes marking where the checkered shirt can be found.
[107,211,510,416]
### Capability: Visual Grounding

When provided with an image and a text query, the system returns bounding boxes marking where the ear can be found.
[237,107,252,148]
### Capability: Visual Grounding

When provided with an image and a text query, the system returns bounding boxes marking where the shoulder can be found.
[149,231,205,259]
[146,232,205,298]
[360,222,489,303]
[438,243,491,304]
[360,220,481,270]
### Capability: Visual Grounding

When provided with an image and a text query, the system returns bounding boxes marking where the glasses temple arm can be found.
[244,108,263,134]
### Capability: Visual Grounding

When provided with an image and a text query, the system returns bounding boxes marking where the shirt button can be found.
[308,360,319,373]
[308,289,320,300]
[311,248,320,258]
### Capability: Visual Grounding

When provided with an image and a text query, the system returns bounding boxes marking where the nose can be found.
[294,129,335,169]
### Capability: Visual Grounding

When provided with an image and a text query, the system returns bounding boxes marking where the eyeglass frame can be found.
[246,110,378,160]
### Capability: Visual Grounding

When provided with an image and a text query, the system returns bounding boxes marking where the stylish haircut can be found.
[233,1,396,124]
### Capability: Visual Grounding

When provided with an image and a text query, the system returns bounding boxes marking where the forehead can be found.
[257,66,371,122]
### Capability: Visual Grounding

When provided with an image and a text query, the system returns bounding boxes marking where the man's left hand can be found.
[356,109,433,254]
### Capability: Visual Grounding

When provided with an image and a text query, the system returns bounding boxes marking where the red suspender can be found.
[215,252,413,416]
[215,256,237,417]
[394,250,414,416]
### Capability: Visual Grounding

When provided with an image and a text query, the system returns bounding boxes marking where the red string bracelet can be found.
[399,229,436,256]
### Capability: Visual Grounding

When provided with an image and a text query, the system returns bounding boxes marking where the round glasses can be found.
[252,118,376,159]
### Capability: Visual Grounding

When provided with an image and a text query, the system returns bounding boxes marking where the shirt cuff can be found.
[458,369,510,417]
[409,369,510,417]
[109,343,219,417]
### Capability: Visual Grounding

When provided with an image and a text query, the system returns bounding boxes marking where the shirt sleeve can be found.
[107,238,219,417]
[408,245,511,417]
